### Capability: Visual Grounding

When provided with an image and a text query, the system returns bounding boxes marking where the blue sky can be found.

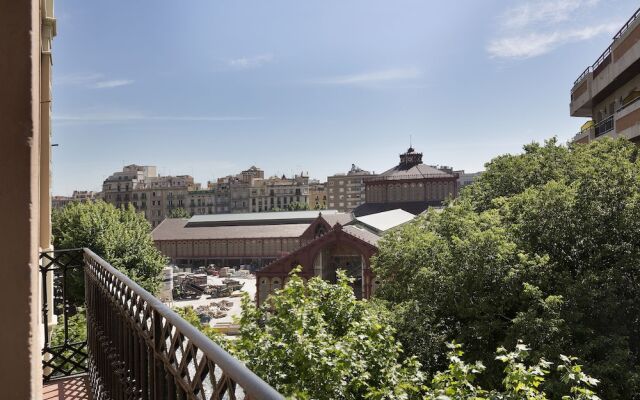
[52,0,639,195]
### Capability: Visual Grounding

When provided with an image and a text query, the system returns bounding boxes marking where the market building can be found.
[255,208,415,305]
[152,210,351,268]
[354,147,458,216]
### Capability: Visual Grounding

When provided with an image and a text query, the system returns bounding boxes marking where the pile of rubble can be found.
[196,300,234,321]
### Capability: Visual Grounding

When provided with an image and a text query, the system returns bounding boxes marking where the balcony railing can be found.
[573,6,640,86]
[41,248,283,400]
[595,115,615,137]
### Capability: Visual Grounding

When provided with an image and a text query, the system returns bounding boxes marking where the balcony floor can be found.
[43,375,91,400]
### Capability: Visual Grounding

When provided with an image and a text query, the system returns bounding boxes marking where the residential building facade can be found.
[186,189,216,215]
[51,190,99,209]
[326,164,373,212]
[571,7,640,144]
[249,174,310,212]
[454,170,483,190]
[102,165,198,227]
[308,181,327,210]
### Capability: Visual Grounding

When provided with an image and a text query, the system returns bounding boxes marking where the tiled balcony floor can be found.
[43,375,90,400]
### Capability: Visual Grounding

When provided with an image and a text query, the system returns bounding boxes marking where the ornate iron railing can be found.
[42,248,283,400]
[40,249,89,381]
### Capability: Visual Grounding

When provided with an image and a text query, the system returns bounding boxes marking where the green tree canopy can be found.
[178,267,601,399]
[168,207,191,218]
[234,269,424,399]
[52,200,167,293]
[373,138,640,398]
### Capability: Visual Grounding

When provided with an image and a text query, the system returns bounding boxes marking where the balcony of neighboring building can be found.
[572,95,640,143]
[40,248,283,400]
[614,94,640,142]
[571,6,640,117]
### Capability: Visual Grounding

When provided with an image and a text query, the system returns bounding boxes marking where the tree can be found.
[168,207,191,218]
[233,268,424,399]
[177,267,601,399]
[424,342,600,400]
[373,138,640,398]
[52,200,167,294]
[286,201,310,211]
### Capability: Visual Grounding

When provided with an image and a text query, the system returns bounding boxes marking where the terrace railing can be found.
[594,115,615,137]
[573,6,640,87]
[41,248,283,400]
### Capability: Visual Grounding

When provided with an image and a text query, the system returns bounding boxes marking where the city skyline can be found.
[51,0,640,195]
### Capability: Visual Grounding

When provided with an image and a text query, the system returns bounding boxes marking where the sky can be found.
[51,0,639,195]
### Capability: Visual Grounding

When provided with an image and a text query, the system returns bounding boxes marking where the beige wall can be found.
[0,0,52,397]
[326,175,368,212]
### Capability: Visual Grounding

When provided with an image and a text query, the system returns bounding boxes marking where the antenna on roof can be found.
[410,134,412,148]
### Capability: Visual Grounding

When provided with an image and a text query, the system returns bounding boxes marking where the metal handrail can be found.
[613,6,640,41]
[83,248,283,399]
[594,115,615,137]
[617,94,640,113]
[573,6,640,87]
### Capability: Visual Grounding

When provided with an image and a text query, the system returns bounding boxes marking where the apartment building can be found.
[249,174,310,212]
[454,170,483,190]
[571,7,640,144]
[51,190,99,209]
[186,189,216,215]
[308,181,327,210]
[326,164,374,212]
[101,164,156,208]
[102,165,198,227]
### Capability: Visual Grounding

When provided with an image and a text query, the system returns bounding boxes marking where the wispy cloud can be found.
[501,0,599,29]
[89,79,135,89]
[227,54,274,69]
[309,67,422,87]
[488,23,619,59]
[488,0,617,59]
[56,73,104,86]
[53,112,258,123]
[55,73,134,89]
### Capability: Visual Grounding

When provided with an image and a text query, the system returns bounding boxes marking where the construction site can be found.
[160,265,257,335]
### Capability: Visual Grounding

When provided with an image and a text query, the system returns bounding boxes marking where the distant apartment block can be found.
[102,165,198,227]
[308,181,327,210]
[326,164,374,212]
[454,170,482,189]
[103,164,313,222]
[205,165,264,214]
[51,190,99,209]
[249,173,310,212]
[186,189,216,215]
[571,7,640,144]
